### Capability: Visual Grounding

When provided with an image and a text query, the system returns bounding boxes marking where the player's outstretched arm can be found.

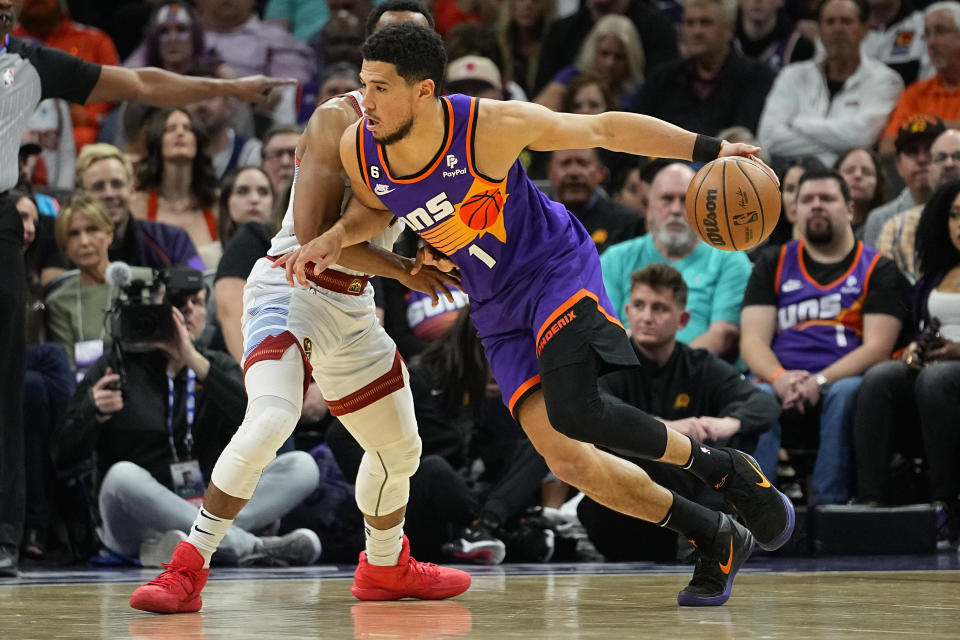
[338,244,463,304]
[479,100,771,179]
[85,66,296,108]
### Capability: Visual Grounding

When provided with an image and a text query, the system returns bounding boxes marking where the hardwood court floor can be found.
[2,556,960,640]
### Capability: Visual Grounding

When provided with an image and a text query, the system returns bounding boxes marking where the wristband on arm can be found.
[692,134,723,163]
[768,367,785,383]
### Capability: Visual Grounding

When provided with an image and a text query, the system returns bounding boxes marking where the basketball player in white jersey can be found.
[130,2,471,614]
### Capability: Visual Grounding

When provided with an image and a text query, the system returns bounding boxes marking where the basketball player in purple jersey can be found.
[284,24,794,606]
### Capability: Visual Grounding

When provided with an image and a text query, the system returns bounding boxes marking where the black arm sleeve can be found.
[30,44,102,104]
[741,244,780,307]
[862,257,911,322]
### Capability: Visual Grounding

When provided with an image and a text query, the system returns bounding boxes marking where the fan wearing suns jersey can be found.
[130,2,471,615]
[286,23,794,607]
[740,168,909,505]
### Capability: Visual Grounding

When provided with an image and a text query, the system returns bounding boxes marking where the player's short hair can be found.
[75,143,134,187]
[818,0,869,23]
[797,167,853,203]
[362,23,447,97]
[365,0,434,36]
[630,264,688,307]
[55,194,115,250]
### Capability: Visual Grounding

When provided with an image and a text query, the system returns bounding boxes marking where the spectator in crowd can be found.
[534,0,678,95]
[578,264,781,561]
[185,70,262,181]
[445,22,528,101]
[43,196,119,373]
[76,143,204,272]
[130,108,221,269]
[17,187,75,561]
[17,180,68,286]
[601,163,752,356]
[259,124,301,196]
[22,97,76,190]
[53,274,321,567]
[547,148,643,253]
[446,56,506,100]
[757,0,904,166]
[735,0,815,71]
[862,0,932,86]
[877,128,960,280]
[195,0,313,125]
[764,156,828,248]
[535,15,644,112]
[610,159,648,217]
[217,166,276,251]
[14,0,120,148]
[314,9,365,70]
[123,3,220,75]
[496,0,556,98]
[853,180,960,549]
[740,168,909,505]
[863,113,942,246]
[265,0,329,42]
[316,62,362,106]
[194,0,312,86]
[560,73,618,115]
[632,0,775,137]
[879,1,960,156]
[834,147,889,238]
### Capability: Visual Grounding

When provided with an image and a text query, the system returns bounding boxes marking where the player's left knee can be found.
[543,389,604,442]
[354,431,422,516]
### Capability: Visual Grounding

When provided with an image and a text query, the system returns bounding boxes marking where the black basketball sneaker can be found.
[715,449,796,551]
[678,513,755,606]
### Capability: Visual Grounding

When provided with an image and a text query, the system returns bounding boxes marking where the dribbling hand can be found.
[717,141,780,187]
[401,261,463,305]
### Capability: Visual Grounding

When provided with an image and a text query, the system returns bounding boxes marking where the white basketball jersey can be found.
[266,90,403,276]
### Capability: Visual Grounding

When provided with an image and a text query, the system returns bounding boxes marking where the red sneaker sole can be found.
[129,593,203,614]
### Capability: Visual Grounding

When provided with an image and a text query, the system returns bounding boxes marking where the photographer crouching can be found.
[52,265,321,567]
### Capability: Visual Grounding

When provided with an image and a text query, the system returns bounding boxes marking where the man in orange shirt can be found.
[14,0,119,149]
[880,1,960,155]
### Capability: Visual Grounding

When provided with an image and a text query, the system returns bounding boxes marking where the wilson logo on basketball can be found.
[703,189,726,247]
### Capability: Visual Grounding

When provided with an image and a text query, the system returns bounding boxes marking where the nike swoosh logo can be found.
[193,525,214,536]
[742,454,771,488]
[718,538,734,574]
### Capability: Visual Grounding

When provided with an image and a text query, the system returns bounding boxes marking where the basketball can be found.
[459,189,503,230]
[685,156,781,252]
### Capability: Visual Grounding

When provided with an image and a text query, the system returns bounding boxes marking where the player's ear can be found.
[419,79,436,101]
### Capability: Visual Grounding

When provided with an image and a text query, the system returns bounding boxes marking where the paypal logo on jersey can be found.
[443,154,466,178]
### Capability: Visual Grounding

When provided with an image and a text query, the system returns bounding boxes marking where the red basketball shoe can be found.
[129,541,209,613]
[351,536,471,601]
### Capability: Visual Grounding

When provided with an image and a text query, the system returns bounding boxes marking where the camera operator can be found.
[53,268,322,567]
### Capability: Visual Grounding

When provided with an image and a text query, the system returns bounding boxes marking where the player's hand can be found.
[400,262,463,305]
[272,229,345,288]
[230,75,297,108]
[718,141,780,187]
[90,367,124,419]
[411,244,458,274]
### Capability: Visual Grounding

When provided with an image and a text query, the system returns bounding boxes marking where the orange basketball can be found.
[459,189,503,230]
[685,156,781,252]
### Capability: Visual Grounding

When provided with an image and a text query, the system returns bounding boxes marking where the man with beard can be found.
[185,71,262,180]
[600,162,751,356]
[877,127,960,281]
[547,148,642,254]
[740,168,909,505]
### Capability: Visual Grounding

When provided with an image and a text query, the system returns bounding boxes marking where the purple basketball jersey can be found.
[358,94,622,410]
[772,240,882,372]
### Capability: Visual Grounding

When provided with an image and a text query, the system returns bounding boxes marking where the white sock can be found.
[365,519,404,566]
[186,506,234,568]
